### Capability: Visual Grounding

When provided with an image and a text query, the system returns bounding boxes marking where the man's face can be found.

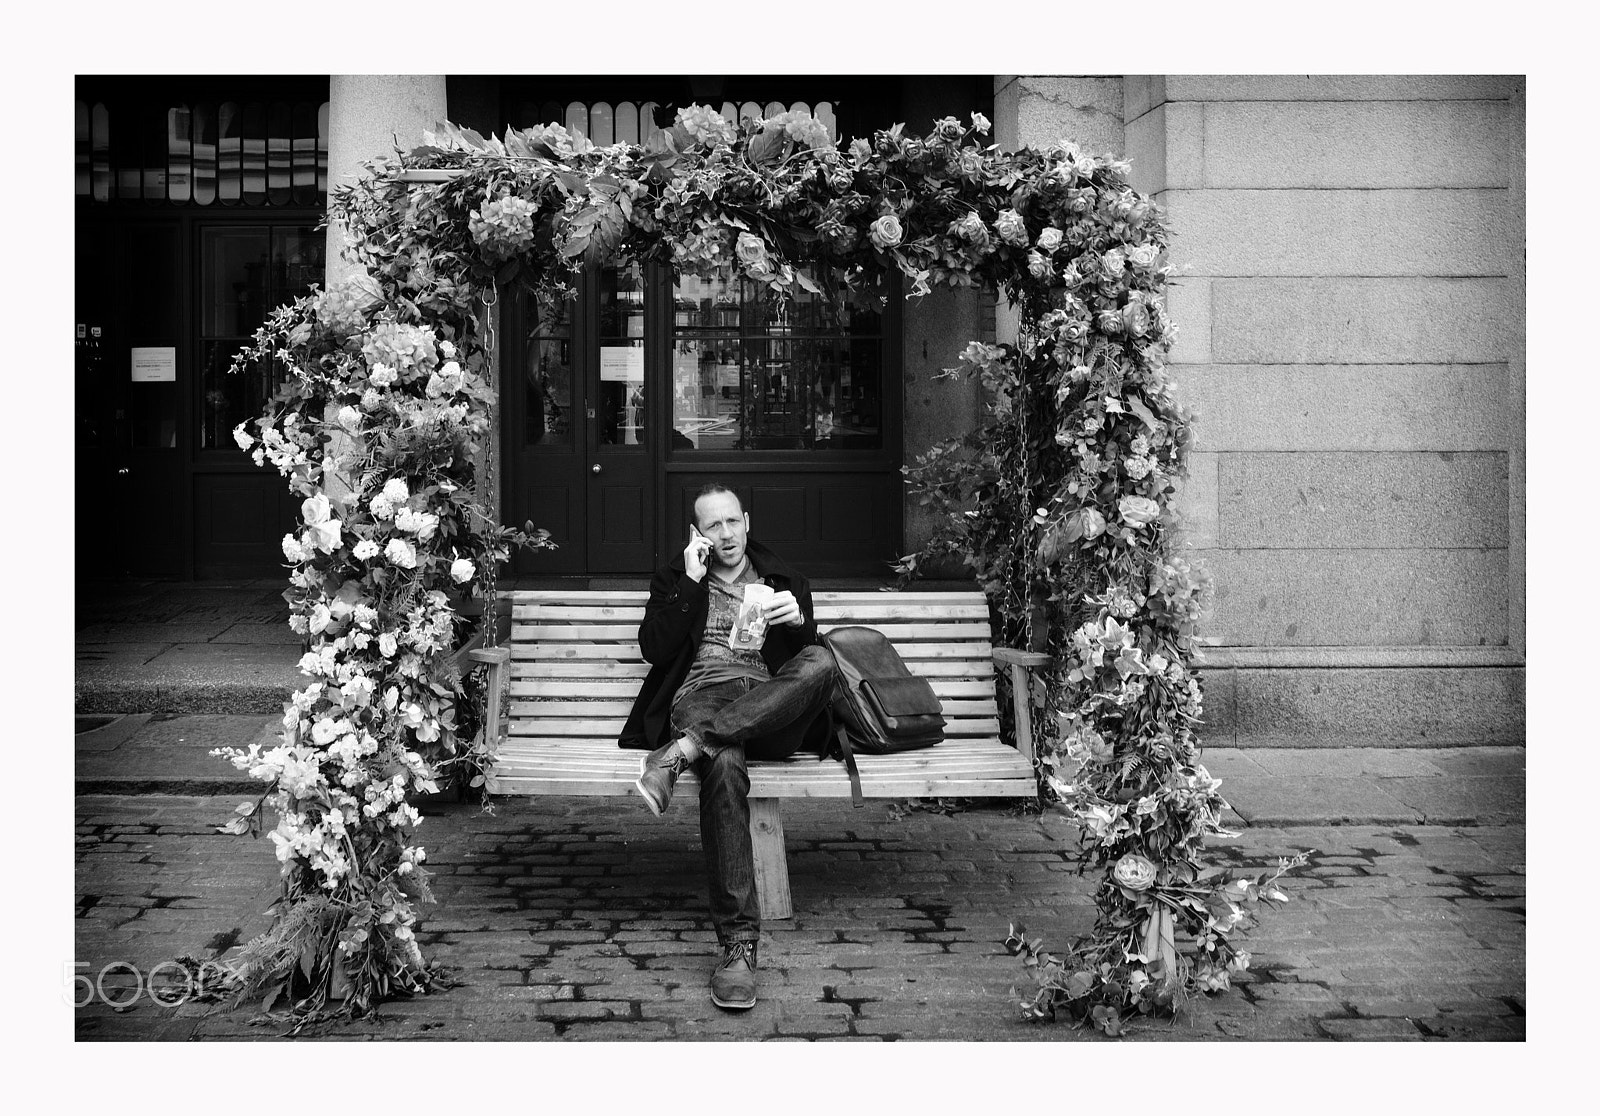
[694,491,749,571]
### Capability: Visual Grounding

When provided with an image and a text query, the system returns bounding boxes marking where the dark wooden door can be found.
[76,220,187,577]
[508,263,655,575]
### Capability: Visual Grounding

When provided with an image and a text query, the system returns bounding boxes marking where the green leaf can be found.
[747,125,789,168]
[1126,395,1160,430]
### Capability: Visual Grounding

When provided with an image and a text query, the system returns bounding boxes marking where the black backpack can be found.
[819,626,947,806]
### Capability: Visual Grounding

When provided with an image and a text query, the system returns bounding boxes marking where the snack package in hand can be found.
[730,584,774,650]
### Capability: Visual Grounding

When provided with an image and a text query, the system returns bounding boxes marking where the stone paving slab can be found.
[76,714,277,793]
[1375,775,1525,826]
[212,623,302,646]
[72,794,1524,1042]
[1216,775,1421,825]
[76,623,234,645]
[1191,748,1269,778]
[1239,748,1455,777]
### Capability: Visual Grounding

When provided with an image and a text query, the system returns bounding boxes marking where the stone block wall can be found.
[1004,75,1525,746]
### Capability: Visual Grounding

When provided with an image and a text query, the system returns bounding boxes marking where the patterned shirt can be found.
[673,561,771,707]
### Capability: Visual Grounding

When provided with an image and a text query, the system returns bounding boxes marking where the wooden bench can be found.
[479,589,1046,919]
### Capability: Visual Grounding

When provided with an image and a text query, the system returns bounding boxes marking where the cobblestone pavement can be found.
[73,794,1524,1042]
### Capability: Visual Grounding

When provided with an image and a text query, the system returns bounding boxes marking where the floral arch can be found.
[220,105,1297,1034]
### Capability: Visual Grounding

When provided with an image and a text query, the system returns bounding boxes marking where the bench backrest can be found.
[506,590,1000,745]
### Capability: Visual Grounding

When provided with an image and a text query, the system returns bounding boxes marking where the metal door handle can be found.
[591,464,602,474]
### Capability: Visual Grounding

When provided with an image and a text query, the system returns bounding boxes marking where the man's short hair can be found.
[691,483,742,523]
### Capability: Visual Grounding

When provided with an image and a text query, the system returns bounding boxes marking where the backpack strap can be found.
[818,633,864,807]
[833,723,864,808]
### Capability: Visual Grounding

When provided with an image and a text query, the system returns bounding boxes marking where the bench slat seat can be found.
[484,588,1044,920]
[490,737,1033,798]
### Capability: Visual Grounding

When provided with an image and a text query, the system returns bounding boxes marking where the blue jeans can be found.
[669,645,835,944]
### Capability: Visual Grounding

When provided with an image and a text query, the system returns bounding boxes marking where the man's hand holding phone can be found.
[684,525,713,582]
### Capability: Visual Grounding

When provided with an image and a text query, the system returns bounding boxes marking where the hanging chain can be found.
[479,286,500,648]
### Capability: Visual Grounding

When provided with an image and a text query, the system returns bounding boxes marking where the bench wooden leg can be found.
[748,797,792,921]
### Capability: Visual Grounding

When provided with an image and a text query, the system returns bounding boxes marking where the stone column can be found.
[325,75,448,287]
[321,77,451,502]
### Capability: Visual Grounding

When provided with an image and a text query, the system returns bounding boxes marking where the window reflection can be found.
[76,96,328,207]
[524,288,572,447]
[598,264,645,447]
[198,226,324,450]
[671,268,882,451]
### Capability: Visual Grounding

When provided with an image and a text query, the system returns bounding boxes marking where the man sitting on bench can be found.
[620,483,835,1011]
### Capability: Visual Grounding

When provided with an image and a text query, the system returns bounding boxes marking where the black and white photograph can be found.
[46,4,1569,1098]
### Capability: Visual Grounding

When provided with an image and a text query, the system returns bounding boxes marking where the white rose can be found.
[868,214,903,250]
[305,518,342,554]
[450,557,476,584]
[301,493,332,525]
[1118,495,1162,528]
[282,534,307,563]
[1128,244,1160,270]
[368,363,397,388]
[378,632,398,658]
[307,521,345,556]
[384,538,417,569]
[352,539,379,561]
[307,603,332,635]
[439,340,456,358]
[337,405,362,432]
[233,424,255,450]
[1037,227,1063,253]
[994,209,1029,247]
[370,494,394,521]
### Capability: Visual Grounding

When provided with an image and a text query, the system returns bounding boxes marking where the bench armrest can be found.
[992,647,1052,669]
[457,645,513,765]
[990,647,1052,767]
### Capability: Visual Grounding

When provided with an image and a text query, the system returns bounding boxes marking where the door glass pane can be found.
[203,227,268,338]
[672,338,743,450]
[598,264,644,446]
[275,227,325,296]
[674,272,742,330]
[671,266,883,451]
[199,225,322,450]
[524,287,573,447]
[201,340,269,450]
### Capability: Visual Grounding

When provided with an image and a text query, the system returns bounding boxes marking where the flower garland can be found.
[214,280,550,1014]
[213,104,1295,1028]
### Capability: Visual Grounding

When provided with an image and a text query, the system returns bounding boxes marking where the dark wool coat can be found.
[617,540,822,752]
